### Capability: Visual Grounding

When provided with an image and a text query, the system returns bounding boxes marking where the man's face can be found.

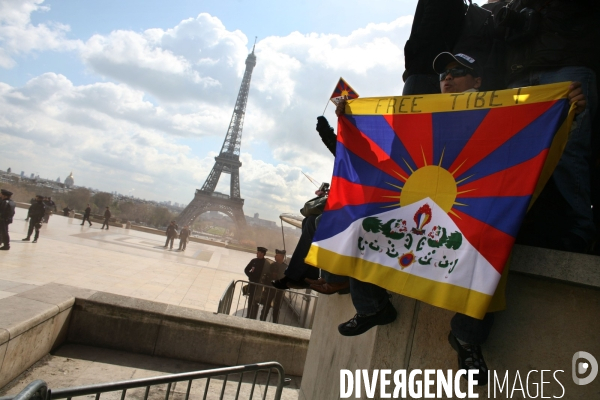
[257,251,265,259]
[275,254,284,263]
[439,61,481,94]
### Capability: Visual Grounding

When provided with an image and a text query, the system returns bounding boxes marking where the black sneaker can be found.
[22,238,30,241]
[338,301,397,336]
[32,239,38,243]
[448,332,488,386]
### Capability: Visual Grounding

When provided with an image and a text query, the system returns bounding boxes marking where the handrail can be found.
[217,280,318,329]
[1,363,286,400]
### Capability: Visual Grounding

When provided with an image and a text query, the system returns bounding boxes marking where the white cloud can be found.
[0,2,416,221]
[0,0,82,68]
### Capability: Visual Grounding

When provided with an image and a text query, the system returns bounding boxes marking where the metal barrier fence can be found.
[1,362,287,400]
[217,280,318,329]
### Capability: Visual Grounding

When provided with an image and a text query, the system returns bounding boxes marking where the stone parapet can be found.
[0,285,309,390]
[299,245,600,399]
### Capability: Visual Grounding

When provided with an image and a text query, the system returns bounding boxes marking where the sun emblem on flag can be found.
[385,149,472,217]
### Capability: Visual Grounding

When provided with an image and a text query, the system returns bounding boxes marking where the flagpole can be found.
[322,99,330,116]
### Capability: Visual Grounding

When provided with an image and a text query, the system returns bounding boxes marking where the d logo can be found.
[572,351,598,385]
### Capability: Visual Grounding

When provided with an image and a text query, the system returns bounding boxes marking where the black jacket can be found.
[84,206,91,216]
[502,0,600,80]
[28,202,46,221]
[244,258,267,283]
[403,0,465,81]
[0,199,16,224]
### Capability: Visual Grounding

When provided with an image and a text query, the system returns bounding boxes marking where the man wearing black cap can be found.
[0,189,16,250]
[260,249,288,323]
[244,246,269,319]
[23,195,45,243]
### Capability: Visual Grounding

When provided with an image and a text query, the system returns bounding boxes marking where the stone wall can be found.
[299,245,600,400]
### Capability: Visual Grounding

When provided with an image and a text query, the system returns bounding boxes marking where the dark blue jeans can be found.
[509,66,598,244]
[349,279,494,344]
[284,215,320,281]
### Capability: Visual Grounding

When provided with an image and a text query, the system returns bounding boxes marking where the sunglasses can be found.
[439,67,477,81]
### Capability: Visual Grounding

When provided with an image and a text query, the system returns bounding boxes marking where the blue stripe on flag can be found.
[432,109,489,170]
[314,202,400,242]
[455,195,532,237]
[346,115,419,172]
[333,142,405,190]
[455,100,568,183]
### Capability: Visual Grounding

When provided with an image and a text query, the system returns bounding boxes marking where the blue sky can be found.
[0,0,487,221]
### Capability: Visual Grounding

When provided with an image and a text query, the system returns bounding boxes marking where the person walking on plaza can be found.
[178,225,190,251]
[81,204,92,226]
[260,249,288,323]
[43,196,56,223]
[0,189,16,250]
[101,206,111,230]
[164,220,178,249]
[22,195,45,243]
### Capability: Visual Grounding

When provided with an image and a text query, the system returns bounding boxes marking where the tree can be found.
[60,188,91,211]
[91,192,113,209]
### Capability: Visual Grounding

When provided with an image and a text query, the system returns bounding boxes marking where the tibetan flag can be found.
[330,77,359,105]
[306,82,575,319]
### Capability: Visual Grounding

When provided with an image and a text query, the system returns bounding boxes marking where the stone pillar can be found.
[68,211,75,218]
[299,247,600,400]
[125,221,131,229]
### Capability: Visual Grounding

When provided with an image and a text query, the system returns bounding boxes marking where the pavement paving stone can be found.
[0,209,255,312]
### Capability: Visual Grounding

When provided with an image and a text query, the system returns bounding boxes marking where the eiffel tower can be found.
[178,44,257,232]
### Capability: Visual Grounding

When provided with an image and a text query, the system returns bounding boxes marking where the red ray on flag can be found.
[330,77,359,104]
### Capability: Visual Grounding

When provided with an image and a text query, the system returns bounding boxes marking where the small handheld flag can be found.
[330,77,359,105]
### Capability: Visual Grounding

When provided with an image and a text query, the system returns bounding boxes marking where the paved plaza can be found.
[0,208,254,312]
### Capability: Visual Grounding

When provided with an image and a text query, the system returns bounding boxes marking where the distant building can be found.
[7,167,11,174]
[56,177,61,183]
[245,213,276,228]
[64,172,74,188]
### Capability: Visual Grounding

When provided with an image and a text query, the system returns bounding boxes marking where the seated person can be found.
[271,117,349,294]
[333,52,586,386]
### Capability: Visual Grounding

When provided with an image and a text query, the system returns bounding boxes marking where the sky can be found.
[0,0,487,221]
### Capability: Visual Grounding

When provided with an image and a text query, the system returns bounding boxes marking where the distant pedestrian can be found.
[62,206,72,217]
[22,195,45,243]
[178,225,190,251]
[43,196,56,223]
[25,197,35,221]
[164,220,178,249]
[0,189,16,250]
[81,204,92,226]
[101,206,111,230]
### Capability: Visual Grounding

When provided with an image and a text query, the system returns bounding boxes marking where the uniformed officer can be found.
[22,195,45,243]
[260,249,288,323]
[244,246,269,319]
[0,189,16,250]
